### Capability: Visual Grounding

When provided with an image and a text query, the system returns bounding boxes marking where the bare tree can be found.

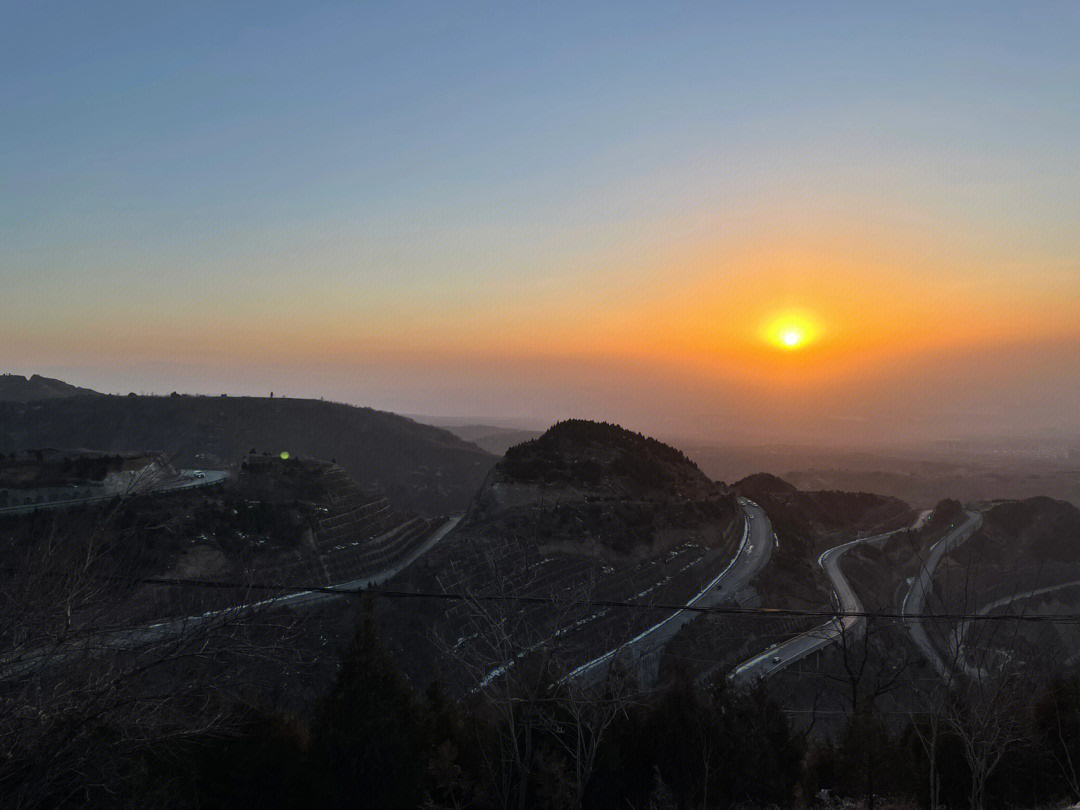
[1038,676,1080,802]
[904,668,954,810]
[916,530,1051,810]
[538,667,636,810]
[432,543,642,810]
[0,492,306,809]
[943,596,1049,810]
[945,661,1029,810]
[825,612,908,810]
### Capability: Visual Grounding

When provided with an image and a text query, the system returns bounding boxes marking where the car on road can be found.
[772,655,782,664]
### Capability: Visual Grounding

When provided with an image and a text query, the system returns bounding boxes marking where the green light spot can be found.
[280,451,290,460]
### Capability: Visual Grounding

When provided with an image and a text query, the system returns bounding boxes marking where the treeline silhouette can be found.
[31,607,1080,810]
[125,609,799,810]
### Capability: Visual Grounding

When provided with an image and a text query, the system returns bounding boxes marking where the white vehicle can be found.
[772,655,782,664]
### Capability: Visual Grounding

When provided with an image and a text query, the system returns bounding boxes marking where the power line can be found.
[58,570,1080,625]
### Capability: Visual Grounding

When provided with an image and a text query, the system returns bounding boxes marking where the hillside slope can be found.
[0,374,100,401]
[657,473,913,688]
[728,471,912,613]
[382,420,744,687]
[944,496,1080,584]
[465,419,739,556]
[0,454,440,626]
[0,394,495,515]
[735,472,914,547]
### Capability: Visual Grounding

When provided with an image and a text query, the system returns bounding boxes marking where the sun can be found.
[780,328,803,348]
[762,312,820,351]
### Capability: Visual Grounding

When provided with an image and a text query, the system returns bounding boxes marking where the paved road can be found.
[953,577,1080,678]
[569,497,774,684]
[729,517,923,685]
[132,514,463,642]
[158,469,231,492]
[901,510,983,679]
[0,515,461,680]
[0,469,229,516]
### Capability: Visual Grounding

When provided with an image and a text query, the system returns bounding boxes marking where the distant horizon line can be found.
[8,372,1080,456]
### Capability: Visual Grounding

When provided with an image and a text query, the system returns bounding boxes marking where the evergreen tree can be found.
[311,603,430,810]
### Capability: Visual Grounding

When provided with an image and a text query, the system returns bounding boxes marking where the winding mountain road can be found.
[570,497,774,684]
[901,510,983,679]
[730,511,932,685]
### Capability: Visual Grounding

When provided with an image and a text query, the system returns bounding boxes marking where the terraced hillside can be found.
[380,420,745,688]
[237,455,445,589]
[0,455,447,628]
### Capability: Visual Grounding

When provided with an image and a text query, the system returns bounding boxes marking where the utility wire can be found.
[33,569,1080,625]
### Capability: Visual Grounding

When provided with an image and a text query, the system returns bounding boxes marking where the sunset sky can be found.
[4,2,1079,444]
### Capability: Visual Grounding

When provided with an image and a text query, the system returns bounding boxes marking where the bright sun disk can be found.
[763,312,820,351]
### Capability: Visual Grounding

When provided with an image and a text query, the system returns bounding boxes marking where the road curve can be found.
[729,518,921,686]
[901,510,982,679]
[953,577,1080,678]
[569,497,774,684]
[0,515,462,680]
[0,469,230,516]
[133,514,464,641]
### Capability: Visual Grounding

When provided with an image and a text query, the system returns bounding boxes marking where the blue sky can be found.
[3,2,1079,442]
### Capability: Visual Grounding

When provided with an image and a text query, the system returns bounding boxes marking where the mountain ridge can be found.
[0,391,495,516]
[0,374,101,402]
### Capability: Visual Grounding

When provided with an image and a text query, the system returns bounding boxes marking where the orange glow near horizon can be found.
[8,219,1080,405]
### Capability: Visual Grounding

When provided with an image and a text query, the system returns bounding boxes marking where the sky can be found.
[3,1,1079,445]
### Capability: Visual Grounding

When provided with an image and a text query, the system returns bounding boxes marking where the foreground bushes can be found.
[15,609,1080,809]
[133,612,800,810]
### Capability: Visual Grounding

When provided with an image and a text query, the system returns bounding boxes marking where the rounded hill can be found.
[465,420,738,557]
[496,419,714,498]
